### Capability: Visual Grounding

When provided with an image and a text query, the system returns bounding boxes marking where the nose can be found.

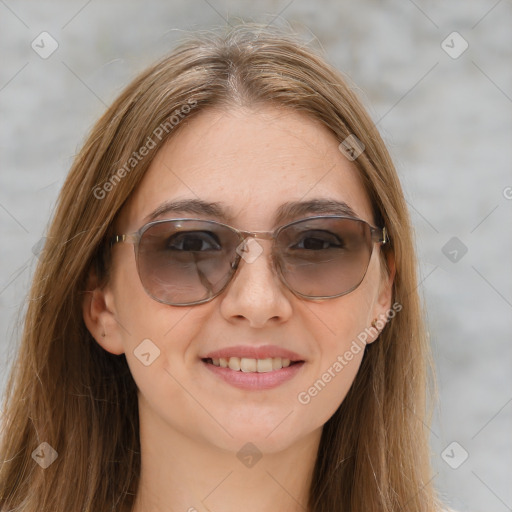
[219,239,293,327]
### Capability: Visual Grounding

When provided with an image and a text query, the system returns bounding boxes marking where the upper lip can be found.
[202,345,305,361]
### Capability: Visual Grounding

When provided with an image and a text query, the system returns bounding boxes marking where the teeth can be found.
[228,357,241,371]
[208,356,296,372]
[256,358,273,372]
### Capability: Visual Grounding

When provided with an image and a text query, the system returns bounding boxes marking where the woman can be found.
[0,24,442,512]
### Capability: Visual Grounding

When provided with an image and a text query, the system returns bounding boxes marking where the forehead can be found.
[119,106,375,231]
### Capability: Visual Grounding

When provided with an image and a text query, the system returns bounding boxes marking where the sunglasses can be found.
[110,215,389,306]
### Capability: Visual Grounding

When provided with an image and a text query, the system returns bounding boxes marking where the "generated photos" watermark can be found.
[93,98,197,200]
[297,301,402,405]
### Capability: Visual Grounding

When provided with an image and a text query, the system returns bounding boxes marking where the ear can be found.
[82,267,125,355]
[367,250,396,344]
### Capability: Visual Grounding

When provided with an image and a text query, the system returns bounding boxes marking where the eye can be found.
[167,231,221,251]
[291,230,344,250]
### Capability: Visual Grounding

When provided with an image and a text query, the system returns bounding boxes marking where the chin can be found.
[208,417,313,454]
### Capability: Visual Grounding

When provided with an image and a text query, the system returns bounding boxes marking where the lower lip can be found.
[202,360,305,390]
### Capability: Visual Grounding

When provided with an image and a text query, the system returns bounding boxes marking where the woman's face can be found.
[88,105,393,454]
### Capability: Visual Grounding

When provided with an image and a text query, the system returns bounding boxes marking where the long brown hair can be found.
[0,24,439,512]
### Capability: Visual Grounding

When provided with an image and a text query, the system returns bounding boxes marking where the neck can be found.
[131,397,322,512]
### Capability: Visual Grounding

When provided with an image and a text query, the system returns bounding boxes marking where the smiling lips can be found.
[201,345,305,388]
[202,344,304,373]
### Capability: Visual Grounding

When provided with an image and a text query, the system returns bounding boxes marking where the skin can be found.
[83,105,395,512]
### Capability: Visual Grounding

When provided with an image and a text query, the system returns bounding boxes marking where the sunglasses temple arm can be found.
[371,226,389,244]
[111,233,142,247]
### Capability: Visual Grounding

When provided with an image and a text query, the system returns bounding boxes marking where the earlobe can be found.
[82,269,125,355]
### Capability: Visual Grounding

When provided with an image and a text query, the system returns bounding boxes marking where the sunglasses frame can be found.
[111,215,389,306]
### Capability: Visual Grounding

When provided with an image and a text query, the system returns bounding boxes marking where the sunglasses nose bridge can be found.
[239,229,275,241]
[230,230,281,279]
[233,230,276,258]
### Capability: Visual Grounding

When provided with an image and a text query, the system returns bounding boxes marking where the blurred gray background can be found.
[1,1,511,511]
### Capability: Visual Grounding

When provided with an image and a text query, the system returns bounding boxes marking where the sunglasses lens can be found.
[137,220,239,305]
[275,217,373,298]
[134,217,376,305]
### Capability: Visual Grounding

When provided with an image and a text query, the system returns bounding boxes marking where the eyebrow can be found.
[144,198,360,226]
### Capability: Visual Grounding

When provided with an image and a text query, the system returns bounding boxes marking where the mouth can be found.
[200,352,306,390]
[201,356,304,373]
[200,345,306,390]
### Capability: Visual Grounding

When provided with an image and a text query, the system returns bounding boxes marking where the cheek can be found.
[294,280,376,419]
[295,345,364,427]
[303,281,375,359]
[109,250,206,383]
